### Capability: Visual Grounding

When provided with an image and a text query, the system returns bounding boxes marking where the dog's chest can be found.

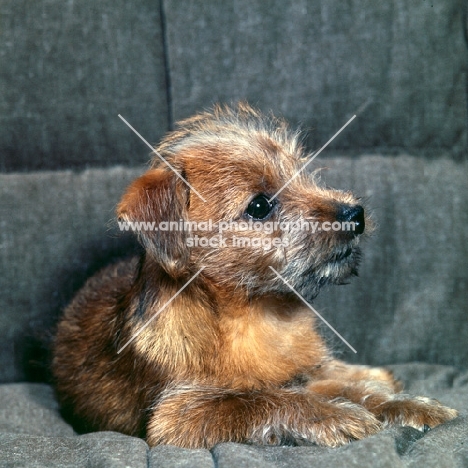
[217,305,327,387]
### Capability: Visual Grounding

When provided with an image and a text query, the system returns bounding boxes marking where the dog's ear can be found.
[117,168,189,277]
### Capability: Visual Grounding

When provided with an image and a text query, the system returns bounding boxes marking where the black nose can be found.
[336,204,365,236]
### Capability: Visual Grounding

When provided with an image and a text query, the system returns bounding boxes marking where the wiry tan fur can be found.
[53,103,457,448]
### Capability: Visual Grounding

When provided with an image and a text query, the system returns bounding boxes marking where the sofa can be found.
[1,1,467,466]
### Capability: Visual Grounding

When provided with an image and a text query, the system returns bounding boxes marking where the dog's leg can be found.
[317,359,401,390]
[146,384,381,448]
[307,368,458,431]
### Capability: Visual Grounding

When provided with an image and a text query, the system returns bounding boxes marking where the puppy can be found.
[53,103,457,448]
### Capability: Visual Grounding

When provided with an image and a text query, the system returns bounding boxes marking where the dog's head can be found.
[118,103,371,301]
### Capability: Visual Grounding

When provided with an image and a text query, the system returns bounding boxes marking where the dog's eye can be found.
[245,194,274,220]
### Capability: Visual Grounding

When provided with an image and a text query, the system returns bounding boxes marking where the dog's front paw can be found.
[307,401,382,447]
[373,395,458,431]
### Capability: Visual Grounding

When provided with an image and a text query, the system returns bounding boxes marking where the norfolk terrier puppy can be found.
[53,103,457,448]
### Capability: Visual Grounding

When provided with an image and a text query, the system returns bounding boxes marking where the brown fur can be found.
[53,103,457,448]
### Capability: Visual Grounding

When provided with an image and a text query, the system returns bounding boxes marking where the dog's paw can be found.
[373,395,458,431]
[307,401,382,447]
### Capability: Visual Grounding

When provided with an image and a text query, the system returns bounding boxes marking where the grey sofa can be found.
[1,1,467,466]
